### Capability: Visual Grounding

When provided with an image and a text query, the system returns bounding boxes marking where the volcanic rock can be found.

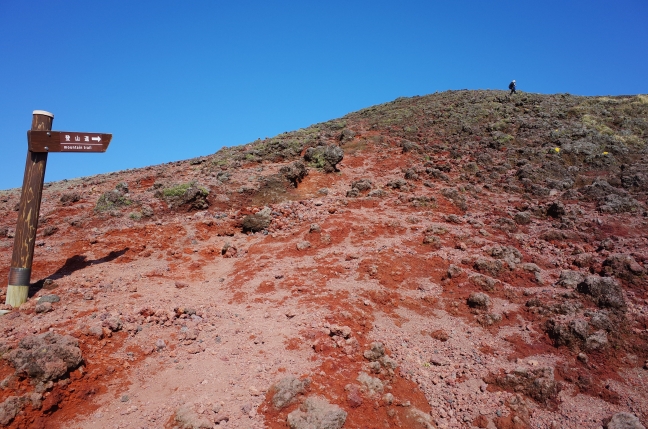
[7,332,83,383]
[286,396,347,429]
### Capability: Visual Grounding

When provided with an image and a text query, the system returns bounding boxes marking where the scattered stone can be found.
[477,312,502,326]
[403,407,435,429]
[514,211,532,225]
[0,396,26,426]
[357,372,383,395]
[271,376,311,410]
[368,189,387,198]
[309,224,321,233]
[345,384,363,408]
[577,275,626,311]
[546,201,566,218]
[222,243,237,258]
[469,274,497,291]
[430,330,449,342]
[440,187,467,211]
[38,294,60,303]
[296,241,311,251]
[7,333,83,383]
[467,292,491,308]
[604,412,645,429]
[175,281,189,289]
[445,214,463,224]
[585,330,609,351]
[489,245,523,267]
[34,302,53,313]
[545,318,590,348]
[473,258,504,277]
[279,161,309,185]
[60,192,81,205]
[329,325,352,339]
[155,339,166,350]
[287,396,347,429]
[174,405,213,429]
[242,207,272,233]
[557,270,585,289]
[86,325,104,339]
[363,342,385,361]
[102,316,123,332]
[446,264,463,279]
[602,253,644,282]
[494,366,559,403]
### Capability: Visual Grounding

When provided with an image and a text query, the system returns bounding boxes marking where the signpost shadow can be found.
[28,248,129,297]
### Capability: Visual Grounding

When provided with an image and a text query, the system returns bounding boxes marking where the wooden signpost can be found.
[5,111,112,308]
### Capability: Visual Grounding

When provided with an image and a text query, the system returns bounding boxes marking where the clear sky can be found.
[1,1,647,190]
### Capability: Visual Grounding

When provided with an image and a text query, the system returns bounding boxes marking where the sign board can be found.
[28,131,112,153]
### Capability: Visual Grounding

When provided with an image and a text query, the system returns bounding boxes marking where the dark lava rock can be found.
[279,161,308,186]
[304,145,344,173]
[598,194,642,214]
[494,367,559,404]
[556,270,585,289]
[589,310,613,331]
[467,292,491,308]
[602,253,644,283]
[545,318,589,348]
[347,179,373,197]
[60,192,81,206]
[7,332,83,383]
[580,179,623,202]
[546,201,566,218]
[440,187,468,212]
[514,211,532,225]
[339,129,356,142]
[242,208,273,233]
[363,342,385,361]
[401,140,421,153]
[473,258,504,277]
[577,275,626,311]
[573,253,594,268]
[469,274,497,291]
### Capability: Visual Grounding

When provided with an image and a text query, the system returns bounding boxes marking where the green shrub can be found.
[95,186,132,212]
[162,182,193,198]
[129,212,142,221]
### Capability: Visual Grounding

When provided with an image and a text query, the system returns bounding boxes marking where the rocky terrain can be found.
[0,89,647,429]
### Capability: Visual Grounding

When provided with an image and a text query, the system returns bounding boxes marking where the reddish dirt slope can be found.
[0,90,647,428]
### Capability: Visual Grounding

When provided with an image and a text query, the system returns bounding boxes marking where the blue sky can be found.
[1,1,647,190]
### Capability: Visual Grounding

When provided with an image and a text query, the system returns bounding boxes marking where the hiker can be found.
[509,80,516,95]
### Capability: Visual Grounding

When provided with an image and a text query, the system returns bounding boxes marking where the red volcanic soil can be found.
[0,91,647,428]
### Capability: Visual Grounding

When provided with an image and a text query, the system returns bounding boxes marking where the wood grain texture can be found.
[7,113,53,306]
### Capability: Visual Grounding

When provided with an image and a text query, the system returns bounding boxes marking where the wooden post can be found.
[5,110,53,307]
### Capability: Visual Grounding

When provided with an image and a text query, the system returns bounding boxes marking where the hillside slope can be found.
[0,90,647,429]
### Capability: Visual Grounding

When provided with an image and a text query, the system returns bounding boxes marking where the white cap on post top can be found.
[32,110,54,118]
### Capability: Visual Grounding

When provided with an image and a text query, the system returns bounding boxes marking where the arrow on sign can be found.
[92,136,102,142]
